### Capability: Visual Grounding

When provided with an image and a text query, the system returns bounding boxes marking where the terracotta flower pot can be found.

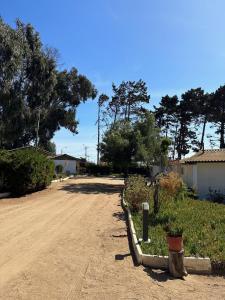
[167,235,183,252]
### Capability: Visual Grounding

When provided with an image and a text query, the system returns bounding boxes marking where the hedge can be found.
[0,149,54,195]
[86,163,112,175]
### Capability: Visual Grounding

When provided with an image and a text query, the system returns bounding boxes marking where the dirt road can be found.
[0,177,224,299]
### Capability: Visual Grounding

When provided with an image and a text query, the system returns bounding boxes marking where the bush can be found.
[55,164,63,174]
[124,175,150,212]
[86,163,112,175]
[208,188,225,204]
[159,172,186,199]
[0,150,11,192]
[0,149,54,195]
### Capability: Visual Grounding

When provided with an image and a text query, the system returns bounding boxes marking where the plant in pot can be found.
[164,224,183,252]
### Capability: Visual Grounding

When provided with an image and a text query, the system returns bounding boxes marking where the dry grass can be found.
[159,171,184,198]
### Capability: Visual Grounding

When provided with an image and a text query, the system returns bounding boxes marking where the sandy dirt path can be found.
[0,177,224,299]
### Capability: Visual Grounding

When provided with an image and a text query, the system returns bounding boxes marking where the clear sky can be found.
[1,0,225,160]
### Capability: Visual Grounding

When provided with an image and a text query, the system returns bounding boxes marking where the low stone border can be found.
[122,191,212,275]
[51,176,72,183]
[0,192,11,199]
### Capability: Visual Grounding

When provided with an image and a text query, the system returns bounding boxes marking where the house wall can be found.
[182,164,194,189]
[54,159,76,175]
[169,162,182,176]
[197,162,225,199]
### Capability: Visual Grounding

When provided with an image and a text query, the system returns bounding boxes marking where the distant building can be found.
[51,154,79,175]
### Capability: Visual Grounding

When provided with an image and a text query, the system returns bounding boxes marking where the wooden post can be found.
[169,250,188,278]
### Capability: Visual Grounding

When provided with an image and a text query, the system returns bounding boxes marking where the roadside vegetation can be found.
[124,174,225,262]
[0,149,54,195]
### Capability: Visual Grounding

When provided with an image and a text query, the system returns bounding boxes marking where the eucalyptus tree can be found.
[103,80,150,125]
[0,18,97,150]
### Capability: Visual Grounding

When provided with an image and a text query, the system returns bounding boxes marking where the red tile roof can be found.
[182,149,225,163]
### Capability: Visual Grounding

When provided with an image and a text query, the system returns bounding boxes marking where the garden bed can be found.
[124,174,225,274]
[132,196,225,263]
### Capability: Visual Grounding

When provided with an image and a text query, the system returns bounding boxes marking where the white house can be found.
[180,149,225,199]
[52,154,78,175]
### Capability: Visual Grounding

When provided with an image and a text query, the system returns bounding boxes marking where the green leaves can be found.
[0,149,54,195]
[133,188,225,261]
[0,18,97,150]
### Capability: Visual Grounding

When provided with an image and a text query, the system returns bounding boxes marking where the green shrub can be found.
[208,188,225,204]
[55,164,63,174]
[0,150,11,192]
[86,163,112,175]
[124,175,150,212]
[0,149,54,195]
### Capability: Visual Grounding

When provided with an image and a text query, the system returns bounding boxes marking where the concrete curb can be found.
[51,176,71,183]
[122,190,212,275]
[0,192,11,199]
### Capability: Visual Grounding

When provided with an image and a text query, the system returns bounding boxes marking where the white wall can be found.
[197,162,225,199]
[54,160,76,175]
[182,164,194,189]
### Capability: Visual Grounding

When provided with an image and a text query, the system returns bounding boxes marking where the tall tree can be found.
[175,91,198,159]
[211,86,225,148]
[100,121,135,174]
[100,113,168,175]
[103,80,150,124]
[96,94,109,164]
[154,95,178,159]
[0,19,97,150]
[154,95,178,138]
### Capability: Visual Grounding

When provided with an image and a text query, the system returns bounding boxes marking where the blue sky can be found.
[1,0,225,160]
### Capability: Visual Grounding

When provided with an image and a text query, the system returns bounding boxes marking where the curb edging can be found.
[122,190,212,275]
[51,176,71,183]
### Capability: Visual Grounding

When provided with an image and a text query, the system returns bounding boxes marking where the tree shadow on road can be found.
[59,182,123,195]
[112,211,126,221]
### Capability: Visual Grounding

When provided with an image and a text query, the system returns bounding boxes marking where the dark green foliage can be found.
[154,88,215,159]
[101,113,168,175]
[0,18,96,150]
[102,80,150,125]
[124,175,150,212]
[0,149,54,195]
[41,141,56,154]
[101,121,135,174]
[163,224,183,237]
[208,188,225,204]
[211,86,225,148]
[55,164,63,174]
[131,185,225,261]
[86,163,112,176]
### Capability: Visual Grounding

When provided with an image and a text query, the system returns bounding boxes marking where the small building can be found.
[52,154,79,175]
[180,149,225,199]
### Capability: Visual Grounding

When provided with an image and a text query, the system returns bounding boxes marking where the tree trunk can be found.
[200,117,207,150]
[127,102,131,121]
[172,125,178,160]
[220,121,225,148]
[97,102,100,165]
[113,106,118,125]
[176,126,182,160]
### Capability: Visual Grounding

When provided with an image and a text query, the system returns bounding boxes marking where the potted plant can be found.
[164,224,183,252]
